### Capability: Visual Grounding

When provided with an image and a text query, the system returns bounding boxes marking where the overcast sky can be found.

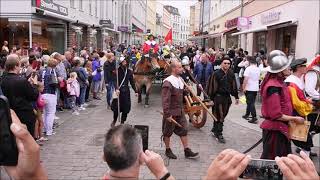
[158,0,198,17]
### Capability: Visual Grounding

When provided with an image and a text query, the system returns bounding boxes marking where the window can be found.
[95,0,98,17]
[70,0,75,8]
[89,0,92,15]
[79,0,83,10]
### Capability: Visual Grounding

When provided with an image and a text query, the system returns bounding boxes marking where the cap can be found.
[119,56,126,63]
[290,58,307,69]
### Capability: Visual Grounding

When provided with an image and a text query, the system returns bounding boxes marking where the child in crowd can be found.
[67,72,80,115]
[35,82,47,142]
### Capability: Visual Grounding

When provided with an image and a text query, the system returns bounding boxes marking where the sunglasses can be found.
[223,62,231,65]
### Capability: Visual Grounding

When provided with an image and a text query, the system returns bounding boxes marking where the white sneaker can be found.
[38,137,49,141]
[54,115,60,120]
[79,106,86,111]
[72,111,80,115]
[83,103,89,107]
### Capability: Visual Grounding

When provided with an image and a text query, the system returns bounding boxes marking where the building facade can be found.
[179,16,190,43]
[0,0,122,54]
[146,0,157,35]
[131,0,147,45]
[189,1,201,36]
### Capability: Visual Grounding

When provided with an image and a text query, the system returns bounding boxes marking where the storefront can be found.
[233,0,319,61]
[100,19,119,50]
[224,17,240,49]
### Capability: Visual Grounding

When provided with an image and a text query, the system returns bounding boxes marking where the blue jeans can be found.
[77,86,87,106]
[106,81,115,106]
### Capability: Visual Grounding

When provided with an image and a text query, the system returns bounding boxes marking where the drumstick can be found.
[157,110,183,128]
[182,79,218,122]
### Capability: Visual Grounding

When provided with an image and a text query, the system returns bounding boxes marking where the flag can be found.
[164,28,172,43]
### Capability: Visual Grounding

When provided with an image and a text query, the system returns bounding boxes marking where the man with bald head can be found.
[0,54,39,136]
[161,59,199,159]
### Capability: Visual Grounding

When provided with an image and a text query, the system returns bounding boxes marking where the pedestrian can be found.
[161,59,199,159]
[206,56,239,143]
[67,72,80,115]
[285,58,314,156]
[2,40,9,54]
[193,53,213,96]
[34,82,47,142]
[0,54,39,136]
[242,56,261,123]
[91,52,102,100]
[233,48,244,91]
[51,52,66,112]
[110,56,137,127]
[260,50,304,160]
[84,54,93,102]
[72,57,88,110]
[103,53,116,109]
[39,58,59,137]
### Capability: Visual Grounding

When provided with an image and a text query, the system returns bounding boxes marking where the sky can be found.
[158,0,198,17]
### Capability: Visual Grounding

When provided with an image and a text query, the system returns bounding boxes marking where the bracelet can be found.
[160,172,171,180]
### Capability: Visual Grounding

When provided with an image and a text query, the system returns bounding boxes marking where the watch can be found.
[160,172,171,180]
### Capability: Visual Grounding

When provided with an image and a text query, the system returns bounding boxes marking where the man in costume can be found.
[206,56,239,143]
[304,53,320,157]
[260,50,304,160]
[161,59,199,159]
[111,56,137,127]
[285,58,314,156]
[142,34,159,55]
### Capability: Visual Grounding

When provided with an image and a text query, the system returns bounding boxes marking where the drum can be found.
[289,120,311,142]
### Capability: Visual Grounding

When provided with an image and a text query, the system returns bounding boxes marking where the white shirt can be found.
[243,65,260,91]
[285,74,305,90]
[305,66,320,100]
[164,75,184,89]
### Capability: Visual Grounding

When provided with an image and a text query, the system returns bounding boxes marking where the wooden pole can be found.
[182,79,218,122]
[157,110,183,127]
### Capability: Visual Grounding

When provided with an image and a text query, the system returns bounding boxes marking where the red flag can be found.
[164,28,172,43]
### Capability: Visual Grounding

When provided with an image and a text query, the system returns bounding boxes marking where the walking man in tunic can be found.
[206,56,239,143]
[161,59,199,159]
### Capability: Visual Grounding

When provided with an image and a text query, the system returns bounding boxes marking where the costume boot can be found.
[165,148,177,159]
[184,148,199,159]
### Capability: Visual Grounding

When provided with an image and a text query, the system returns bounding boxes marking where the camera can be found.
[240,159,283,180]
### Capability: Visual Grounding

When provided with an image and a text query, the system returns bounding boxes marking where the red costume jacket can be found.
[143,40,159,54]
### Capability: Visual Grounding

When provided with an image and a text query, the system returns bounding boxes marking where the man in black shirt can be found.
[206,57,239,143]
[0,54,39,136]
[103,53,116,109]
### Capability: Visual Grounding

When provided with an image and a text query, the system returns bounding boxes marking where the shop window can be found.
[276,25,297,57]
[255,31,267,54]
[70,0,75,8]
[0,18,30,56]
[79,0,83,10]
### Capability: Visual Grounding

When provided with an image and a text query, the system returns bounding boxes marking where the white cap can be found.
[119,56,126,63]
[181,56,190,66]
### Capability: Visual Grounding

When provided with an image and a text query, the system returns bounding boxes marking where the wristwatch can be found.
[160,172,171,180]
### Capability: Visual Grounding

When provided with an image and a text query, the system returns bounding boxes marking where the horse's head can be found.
[149,55,160,71]
[135,54,160,73]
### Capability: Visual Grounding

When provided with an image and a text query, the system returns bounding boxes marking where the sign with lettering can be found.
[261,11,281,25]
[100,19,114,29]
[118,26,129,32]
[34,0,68,16]
[225,17,238,29]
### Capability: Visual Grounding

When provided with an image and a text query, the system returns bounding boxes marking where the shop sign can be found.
[34,0,68,16]
[100,19,114,29]
[238,17,249,29]
[118,26,129,32]
[225,17,239,29]
[261,11,281,25]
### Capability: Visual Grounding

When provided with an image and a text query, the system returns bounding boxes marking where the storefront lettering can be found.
[225,17,238,29]
[261,11,281,25]
[36,0,68,16]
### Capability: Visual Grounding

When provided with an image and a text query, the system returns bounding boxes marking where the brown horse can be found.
[134,54,161,107]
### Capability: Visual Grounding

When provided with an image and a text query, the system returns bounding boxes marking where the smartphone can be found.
[134,125,149,152]
[240,159,283,180]
[0,95,18,166]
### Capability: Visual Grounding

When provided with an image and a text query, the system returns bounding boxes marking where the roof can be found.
[164,5,180,16]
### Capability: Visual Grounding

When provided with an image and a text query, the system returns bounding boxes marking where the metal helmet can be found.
[181,56,190,66]
[266,50,292,73]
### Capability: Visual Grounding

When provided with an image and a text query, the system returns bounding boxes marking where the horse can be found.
[134,54,161,107]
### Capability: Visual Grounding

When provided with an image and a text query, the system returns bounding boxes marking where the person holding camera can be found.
[0,54,39,137]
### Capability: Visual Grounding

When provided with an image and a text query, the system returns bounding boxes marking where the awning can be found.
[222,27,238,35]
[231,26,267,36]
[267,19,298,30]
[188,33,222,41]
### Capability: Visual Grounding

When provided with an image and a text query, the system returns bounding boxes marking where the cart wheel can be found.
[189,108,207,128]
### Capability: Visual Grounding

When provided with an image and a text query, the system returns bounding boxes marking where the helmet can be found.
[266,50,292,73]
[181,56,190,66]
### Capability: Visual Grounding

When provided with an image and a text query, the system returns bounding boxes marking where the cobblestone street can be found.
[36,86,319,179]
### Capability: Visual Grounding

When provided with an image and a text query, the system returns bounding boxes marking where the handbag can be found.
[112,68,128,99]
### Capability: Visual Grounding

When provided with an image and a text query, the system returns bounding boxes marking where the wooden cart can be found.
[184,95,214,128]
